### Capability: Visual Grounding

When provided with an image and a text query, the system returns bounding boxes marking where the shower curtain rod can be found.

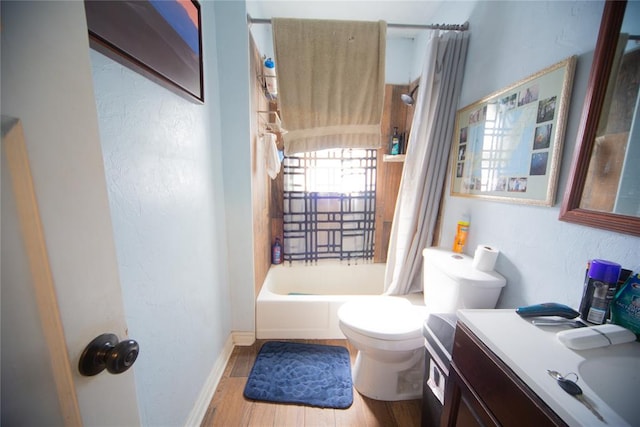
[247,14,469,32]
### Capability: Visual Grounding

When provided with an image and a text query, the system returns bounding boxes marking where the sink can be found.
[457,310,640,426]
[578,354,640,425]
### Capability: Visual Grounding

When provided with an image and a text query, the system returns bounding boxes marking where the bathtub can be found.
[256,261,424,339]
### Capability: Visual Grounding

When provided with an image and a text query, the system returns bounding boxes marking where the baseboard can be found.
[183,334,234,427]
[232,330,256,346]
[183,331,256,426]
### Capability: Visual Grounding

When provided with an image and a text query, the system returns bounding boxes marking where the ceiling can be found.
[245,1,478,39]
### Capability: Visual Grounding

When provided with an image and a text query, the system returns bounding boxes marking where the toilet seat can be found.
[338,297,425,341]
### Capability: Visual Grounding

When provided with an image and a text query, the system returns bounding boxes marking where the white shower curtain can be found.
[384,31,469,295]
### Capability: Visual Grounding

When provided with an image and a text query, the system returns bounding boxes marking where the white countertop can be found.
[457,309,640,427]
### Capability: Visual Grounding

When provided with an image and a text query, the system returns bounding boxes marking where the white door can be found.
[1,2,141,425]
[2,120,140,427]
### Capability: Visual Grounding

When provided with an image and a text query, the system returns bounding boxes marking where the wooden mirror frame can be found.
[559,0,639,237]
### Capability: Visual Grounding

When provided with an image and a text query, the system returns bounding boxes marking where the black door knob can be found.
[79,333,139,376]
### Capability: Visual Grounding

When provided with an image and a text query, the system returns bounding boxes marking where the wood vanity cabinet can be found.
[440,322,568,427]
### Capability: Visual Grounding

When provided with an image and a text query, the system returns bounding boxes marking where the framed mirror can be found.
[560,0,640,237]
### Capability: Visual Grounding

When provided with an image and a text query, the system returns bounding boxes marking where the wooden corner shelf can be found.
[383,154,406,163]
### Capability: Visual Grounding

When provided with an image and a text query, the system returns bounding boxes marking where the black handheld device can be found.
[515,303,580,319]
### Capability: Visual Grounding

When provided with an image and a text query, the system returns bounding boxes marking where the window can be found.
[283,148,377,262]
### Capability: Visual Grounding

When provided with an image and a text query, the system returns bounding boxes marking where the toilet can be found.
[338,247,506,401]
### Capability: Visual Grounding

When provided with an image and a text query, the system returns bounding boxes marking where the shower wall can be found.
[250,35,274,294]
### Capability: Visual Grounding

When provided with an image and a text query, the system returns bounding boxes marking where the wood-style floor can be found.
[200,339,422,427]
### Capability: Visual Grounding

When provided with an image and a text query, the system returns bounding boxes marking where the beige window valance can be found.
[272,18,386,155]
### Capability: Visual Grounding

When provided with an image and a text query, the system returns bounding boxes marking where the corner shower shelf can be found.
[258,110,286,134]
[383,154,406,163]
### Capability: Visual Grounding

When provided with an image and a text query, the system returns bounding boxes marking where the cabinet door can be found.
[457,397,485,427]
[441,323,567,427]
[441,366,496,427]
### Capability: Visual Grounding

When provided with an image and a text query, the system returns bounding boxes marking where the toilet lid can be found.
[338,297,425,341]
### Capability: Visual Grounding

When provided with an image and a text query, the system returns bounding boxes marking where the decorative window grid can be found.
[283,148,377,262]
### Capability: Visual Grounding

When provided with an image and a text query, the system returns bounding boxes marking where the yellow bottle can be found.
[452,217,470,253]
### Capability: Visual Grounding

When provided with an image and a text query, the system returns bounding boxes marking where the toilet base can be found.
[352,348,425,401]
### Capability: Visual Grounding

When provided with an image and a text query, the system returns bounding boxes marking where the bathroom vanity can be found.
[438,309,639,427]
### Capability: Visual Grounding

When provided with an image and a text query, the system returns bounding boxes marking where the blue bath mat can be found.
[243,341,353,409]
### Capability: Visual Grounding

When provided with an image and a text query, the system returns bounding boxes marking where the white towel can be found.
[264,133,281,179]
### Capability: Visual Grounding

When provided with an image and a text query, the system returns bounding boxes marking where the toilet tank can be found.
[422,247,506,313]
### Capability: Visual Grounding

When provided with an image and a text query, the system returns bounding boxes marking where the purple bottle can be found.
[579,259,622,324]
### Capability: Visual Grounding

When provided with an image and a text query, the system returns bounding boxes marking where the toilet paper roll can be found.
[472,245,499,271]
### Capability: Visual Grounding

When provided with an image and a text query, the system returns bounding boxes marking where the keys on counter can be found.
[546,370,605,423]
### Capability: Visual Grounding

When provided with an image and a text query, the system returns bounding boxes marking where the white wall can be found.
[89,1,234,425]
[439,1,640,309]
[386,38,418,84]
[214,1,256,333]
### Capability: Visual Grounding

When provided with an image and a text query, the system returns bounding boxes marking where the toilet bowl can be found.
[338,247,506,401]
[338,296,426,401]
